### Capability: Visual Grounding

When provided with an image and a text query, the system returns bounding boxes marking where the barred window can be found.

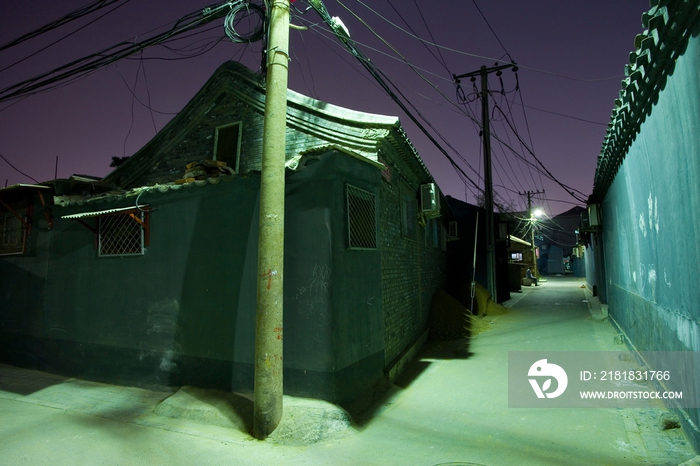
[99,211,145,256]
[0,201,29,256]
[346,185,377,249]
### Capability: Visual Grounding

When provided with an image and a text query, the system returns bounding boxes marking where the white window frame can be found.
[213,121,242,173]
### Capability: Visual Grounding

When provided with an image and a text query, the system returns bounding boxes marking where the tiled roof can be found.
[103,61,435,189]
[54,175,236,208]
[592,0,700,200]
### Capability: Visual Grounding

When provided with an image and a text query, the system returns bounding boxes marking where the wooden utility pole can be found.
[479,66,497,302]
[253,0,290,440]
[454,63,516,302]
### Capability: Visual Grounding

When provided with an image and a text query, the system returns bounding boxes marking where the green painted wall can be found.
[601,31,700,450]
[0,151,388,402]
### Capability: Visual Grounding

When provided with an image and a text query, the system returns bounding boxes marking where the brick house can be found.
[0,61,448,403]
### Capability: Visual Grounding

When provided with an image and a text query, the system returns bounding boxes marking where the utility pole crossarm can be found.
[453,62,518,82]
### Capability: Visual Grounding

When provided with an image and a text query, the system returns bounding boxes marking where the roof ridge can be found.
[592,0,700,200]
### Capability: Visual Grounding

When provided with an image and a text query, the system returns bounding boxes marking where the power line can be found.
[303,3,602,204]
[511,73,555,215]
[0,151,40,184]
[297,14,453,83]
[335,1,488,187]
[0,0,127,52]
[539,197,585,206]
[308,0,484,194]
[0,2,259,104]
[0,0,134,74]
[343,0,626,83]
[470,0,512,63]
[514,101,608,126]
[491,101,588,203]
[329,2,598,207]
[383,0,451,77]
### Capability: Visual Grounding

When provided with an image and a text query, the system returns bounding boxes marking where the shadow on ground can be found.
[0,364,68,396]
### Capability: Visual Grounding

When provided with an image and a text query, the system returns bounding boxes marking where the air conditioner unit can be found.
[588,204,602,227]
[579,212,590,233]
[420,183,441,218]
[448,221,458,239]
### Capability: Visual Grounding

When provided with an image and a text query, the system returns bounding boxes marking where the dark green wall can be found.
[283,151,384,401]
[0,151,386,402]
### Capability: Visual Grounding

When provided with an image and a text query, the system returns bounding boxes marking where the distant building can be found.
[536,206,585,276]
[444,196,511,304]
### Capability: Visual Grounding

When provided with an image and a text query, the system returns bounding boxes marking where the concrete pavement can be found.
[0,276,697,465]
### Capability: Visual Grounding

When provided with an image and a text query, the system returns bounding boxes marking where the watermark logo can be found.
[528,359,568,399]
[509,351,696,408]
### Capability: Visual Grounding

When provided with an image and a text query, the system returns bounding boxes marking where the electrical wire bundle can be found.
[224,1,266,43]
[0,1,266,105]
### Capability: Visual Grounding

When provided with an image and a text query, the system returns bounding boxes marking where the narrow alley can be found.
[0,277,696,465]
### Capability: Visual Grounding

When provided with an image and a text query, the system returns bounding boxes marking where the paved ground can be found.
[0,276,697,465]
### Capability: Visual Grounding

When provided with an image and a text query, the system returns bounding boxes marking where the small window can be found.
[346,185,377,249]
[213,122,242,172]
[0,200,29,256]
[99,211,146,256]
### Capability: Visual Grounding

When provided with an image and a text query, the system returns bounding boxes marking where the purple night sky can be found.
[1,0,649,215]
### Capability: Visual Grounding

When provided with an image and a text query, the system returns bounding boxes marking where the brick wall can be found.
[379,153,446,366]
[124,83,352,188]
[106,62,396,190]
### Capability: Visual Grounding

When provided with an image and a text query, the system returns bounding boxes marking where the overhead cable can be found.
[348,0,624,83]
[307,0,484,194]
[0,1,262,104]
[491,101,588,202]
[0,0,126,52]
[0,151,40,184]
[0,0,134,74]
[470,0,513,63]
[335,1,487,186]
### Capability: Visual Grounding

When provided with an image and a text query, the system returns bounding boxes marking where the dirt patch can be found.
[154,387,353,445]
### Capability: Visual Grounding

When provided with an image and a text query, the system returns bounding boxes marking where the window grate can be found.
[0,205,27,255]
[346,185,377,249]
[99,212,144,256]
